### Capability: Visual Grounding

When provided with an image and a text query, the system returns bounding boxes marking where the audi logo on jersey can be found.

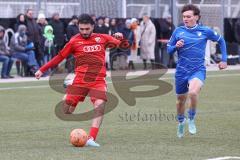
[83,45,102,52]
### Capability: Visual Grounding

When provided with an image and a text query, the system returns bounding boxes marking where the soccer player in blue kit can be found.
[167,4,228,138]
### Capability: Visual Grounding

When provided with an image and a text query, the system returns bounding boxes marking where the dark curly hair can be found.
[78,13,95,25]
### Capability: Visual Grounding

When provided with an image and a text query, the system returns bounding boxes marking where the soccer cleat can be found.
[85,137,100,147]
[188,119,197,135]
[177,120,185,138]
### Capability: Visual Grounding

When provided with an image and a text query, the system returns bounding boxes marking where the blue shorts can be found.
[175,70,206,95]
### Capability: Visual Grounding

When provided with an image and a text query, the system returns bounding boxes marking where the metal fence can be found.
[0,0,122,18]
[126,0,240,33]
[0,0,240,33]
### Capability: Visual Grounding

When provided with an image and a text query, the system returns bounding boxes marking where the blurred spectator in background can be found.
[65,15,79,73]
[10,25,39,76]
[94,16,110,69]
[25,9,42,67]
[104,17,110,29]
[90,14,97,24]
[109,18,118,35]
[160,14,175,39]
[14,13,27,32]
[159,14,175,68]
[49,12,65,55]
[14,13,28,74]
[118,19,134,70]
[104,17,111,70]
[128,18,140,70]
[43,25,55,62]
[37,13,48,66]
[234,18,240,63]
[37,13,48,28]
[140,13,156,70]
[66,15,79,41]
[43,25,55,74]
[0,25,14,78]
[109,18,119,70]
[94,17,109,34]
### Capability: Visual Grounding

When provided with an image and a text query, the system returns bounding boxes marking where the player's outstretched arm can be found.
[35,70,43,79]
[112,32,123,40]
[104,32,125,49]
[217,37,228,70]
[218,61,227,70]
[207,28,228,70]
[167,30,179,55]
[35,41,73,79]
[34,54,65,79]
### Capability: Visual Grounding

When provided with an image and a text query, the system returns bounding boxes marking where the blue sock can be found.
[177,114,185,123]
[188,108,196,120]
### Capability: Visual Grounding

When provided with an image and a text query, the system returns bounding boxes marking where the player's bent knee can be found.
[94,100,106,115]
[188,90,198,98]
[62,98,77,114]
[176,95,187,105]
[176,99,186,106]
[62,94,67,101]
[62,104,70,114]
[62,104,76,114]
[94,99,106,107]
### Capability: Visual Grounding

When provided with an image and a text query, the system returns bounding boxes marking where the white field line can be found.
[0,85,49,91]
[0,73,239,91]
[1,64,240,83]
[206,156,240,160]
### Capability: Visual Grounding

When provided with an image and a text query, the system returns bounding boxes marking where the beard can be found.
[80,31,92,39]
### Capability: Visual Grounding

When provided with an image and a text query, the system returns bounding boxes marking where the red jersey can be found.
[40,33,121,83]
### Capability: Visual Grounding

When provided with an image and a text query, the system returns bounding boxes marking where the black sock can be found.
[143,59,147,69]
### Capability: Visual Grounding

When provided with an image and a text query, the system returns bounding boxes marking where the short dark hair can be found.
[71,15,78,20]
[78,14,95,25]
[97,16,104,21]
[0,25,5,33]
[181,4,200,16]
[26,8,33,14]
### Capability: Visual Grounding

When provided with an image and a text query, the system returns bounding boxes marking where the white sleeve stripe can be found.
[217,35,221,42]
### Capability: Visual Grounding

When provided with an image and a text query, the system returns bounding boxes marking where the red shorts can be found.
[64,75,107,107]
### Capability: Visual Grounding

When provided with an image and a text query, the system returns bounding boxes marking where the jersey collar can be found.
[184,24,198,30]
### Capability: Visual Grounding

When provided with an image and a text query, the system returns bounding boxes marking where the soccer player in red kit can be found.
[35,14,124,147]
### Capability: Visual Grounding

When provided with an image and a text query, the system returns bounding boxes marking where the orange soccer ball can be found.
[70,129,88,147]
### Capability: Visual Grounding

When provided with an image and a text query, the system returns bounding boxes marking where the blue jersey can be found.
[167,24,227,75]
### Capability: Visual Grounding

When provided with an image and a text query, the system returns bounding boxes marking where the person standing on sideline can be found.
[139,13,156,69]
[25,9,42,66]
[49,12,65,56]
